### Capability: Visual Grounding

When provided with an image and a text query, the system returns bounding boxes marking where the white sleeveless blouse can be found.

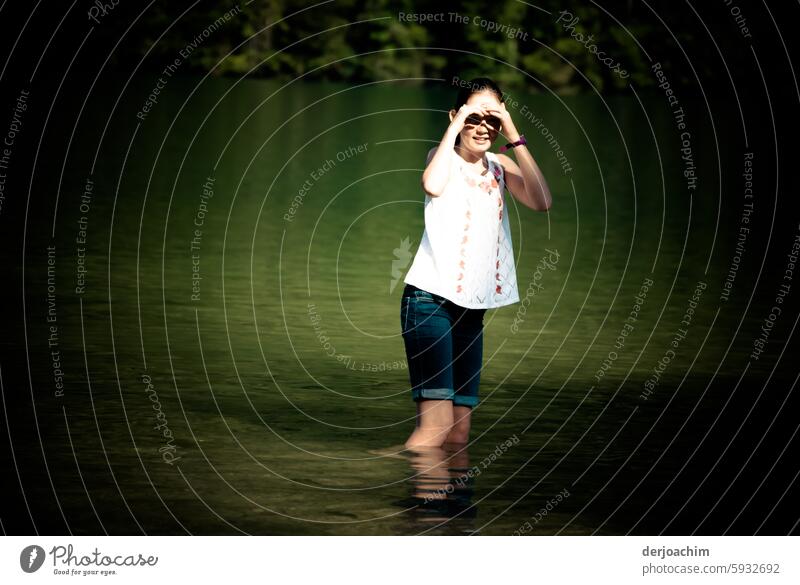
[404,150,520,309]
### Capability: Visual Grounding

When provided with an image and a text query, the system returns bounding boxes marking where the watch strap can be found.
[499,135,527,152]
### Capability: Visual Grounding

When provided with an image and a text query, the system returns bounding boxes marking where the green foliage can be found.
[97,0,732,94]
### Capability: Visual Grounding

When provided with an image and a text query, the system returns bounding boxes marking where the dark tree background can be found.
[1,0,786,95]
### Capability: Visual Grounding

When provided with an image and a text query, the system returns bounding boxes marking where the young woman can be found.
[401,77,552,449]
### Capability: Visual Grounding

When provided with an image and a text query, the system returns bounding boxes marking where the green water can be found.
[7,77,791,535]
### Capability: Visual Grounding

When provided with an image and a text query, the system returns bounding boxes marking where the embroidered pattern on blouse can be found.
[492,164,504,295]
[455,157,507,300]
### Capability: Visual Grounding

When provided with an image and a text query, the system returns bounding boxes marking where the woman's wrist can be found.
[444,123,462,144]
[503,125,521,143]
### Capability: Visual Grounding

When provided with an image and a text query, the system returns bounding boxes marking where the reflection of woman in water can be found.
[401,78,552,449]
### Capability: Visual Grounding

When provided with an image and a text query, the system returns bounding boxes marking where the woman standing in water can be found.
[401,77,552,448]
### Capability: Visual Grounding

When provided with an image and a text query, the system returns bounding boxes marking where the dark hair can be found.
[452,77,504,145]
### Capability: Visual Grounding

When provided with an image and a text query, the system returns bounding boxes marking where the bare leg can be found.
[445,405,472,445]
[405,399,454,449]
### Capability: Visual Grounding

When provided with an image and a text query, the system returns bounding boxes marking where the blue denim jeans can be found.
[400,284,487,407]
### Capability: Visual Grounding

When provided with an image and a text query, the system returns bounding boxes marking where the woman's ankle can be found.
[405,426,450,448]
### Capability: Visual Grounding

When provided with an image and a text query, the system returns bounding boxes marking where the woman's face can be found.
[457,91,503,153]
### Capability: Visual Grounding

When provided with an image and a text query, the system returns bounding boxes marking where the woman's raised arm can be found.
[421,103,487,197]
